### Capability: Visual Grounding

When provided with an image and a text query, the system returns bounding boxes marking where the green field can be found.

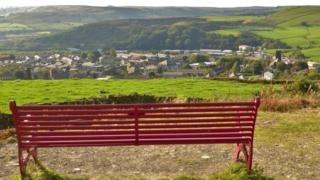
[0,23,32,32]
[209,29,241,36]
[0,79,272,113]
[203,16,265,22]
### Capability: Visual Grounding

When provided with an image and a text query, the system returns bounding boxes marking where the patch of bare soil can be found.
[1,139,319,180]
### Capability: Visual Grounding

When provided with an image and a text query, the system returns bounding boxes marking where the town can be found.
[0,45,319,81]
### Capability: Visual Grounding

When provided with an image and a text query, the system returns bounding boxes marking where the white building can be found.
[263,71,274,81]
[307,61,320,70]
[239,45,252,52]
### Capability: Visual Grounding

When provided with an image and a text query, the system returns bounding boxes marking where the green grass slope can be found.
[0,79,270,113]
[266,6,320,26]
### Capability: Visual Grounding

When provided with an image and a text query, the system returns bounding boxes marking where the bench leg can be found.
[234,143,253,171]
[18,147,38,180]
[18,148,28,180]
[28,147,38,163]
[248,142,253,171]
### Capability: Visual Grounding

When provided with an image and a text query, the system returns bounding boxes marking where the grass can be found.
[0,23,32,32]
[209,29,241,36]
[203,16,265,22]
[256,109,320,141]
[0,79,272,113]
[302,47,320,61]
[266,7,320,26]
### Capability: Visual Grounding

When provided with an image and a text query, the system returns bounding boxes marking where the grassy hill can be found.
[209,7,320,61]
[6,16,288,51]
[2,6,279,24]
[266,6,320,26]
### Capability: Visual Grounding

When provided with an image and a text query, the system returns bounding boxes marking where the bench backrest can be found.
[10,97,260,148]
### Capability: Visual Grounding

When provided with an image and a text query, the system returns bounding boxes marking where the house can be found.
[307,61,320,70]
[282,58,295,65]
[189,63,201,70]
[204,61,215,66]
[144,65,158,74]
[264,71,274,81]
[239,45,251,52]
[223,50,233,54]
[61,57,73,66]
[229,73,245,80]
[34,55,41,61]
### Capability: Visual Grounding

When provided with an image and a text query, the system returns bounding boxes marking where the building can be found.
[263,71,274,81]
[307,61,320,70]
[239,45,251,52]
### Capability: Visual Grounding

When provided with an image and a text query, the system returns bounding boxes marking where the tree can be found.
[276,61,287,72]
[80,52,87,59]
[248,61,263,75]
[148,72,156,78]
[292,61,308,71]
[289,50,305,60]
[109,48,117,57]
[15,71,25,79]
[301,21,309,27]
[190,54,209,63]
[231,61,240,73]
[9,54,16,60]
[88,51,101,63]
[275,50,282,61]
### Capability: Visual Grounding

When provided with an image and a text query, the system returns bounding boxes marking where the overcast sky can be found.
[0,0,320,8]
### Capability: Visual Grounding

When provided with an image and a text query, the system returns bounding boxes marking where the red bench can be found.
[10,97,260,179]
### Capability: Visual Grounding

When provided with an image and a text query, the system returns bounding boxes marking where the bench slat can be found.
[18,118,254,126]
[19,130,136,136]
[19,120,136,126]
[16,112,254,121]
[22,137,251,147]
[20,125,136,131]
[16,102,255,110]
[16,107,255,116]
[21,133,252,142]
[139,118,254,124]
[139,127,253,134]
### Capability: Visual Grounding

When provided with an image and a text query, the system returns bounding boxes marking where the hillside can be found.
[2,6,279,24]
[0,6,280,50]
[8,16,288,51]
[266,6,320,26]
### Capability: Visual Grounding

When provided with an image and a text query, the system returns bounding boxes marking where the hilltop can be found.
[1,6,279,24]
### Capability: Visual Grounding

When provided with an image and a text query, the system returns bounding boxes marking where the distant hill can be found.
[10,16,288,51]
[266,6,320,26]
[2,6,280,24]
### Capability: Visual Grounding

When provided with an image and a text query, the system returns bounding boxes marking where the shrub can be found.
[288,78,319,94]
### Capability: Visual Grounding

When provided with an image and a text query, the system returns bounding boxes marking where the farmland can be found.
[0,79,270,113]
[205,7,320,62]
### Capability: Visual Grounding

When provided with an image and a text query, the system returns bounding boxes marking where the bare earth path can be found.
[1,109,320,180]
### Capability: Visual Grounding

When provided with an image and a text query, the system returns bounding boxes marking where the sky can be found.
[0,0,320,8]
